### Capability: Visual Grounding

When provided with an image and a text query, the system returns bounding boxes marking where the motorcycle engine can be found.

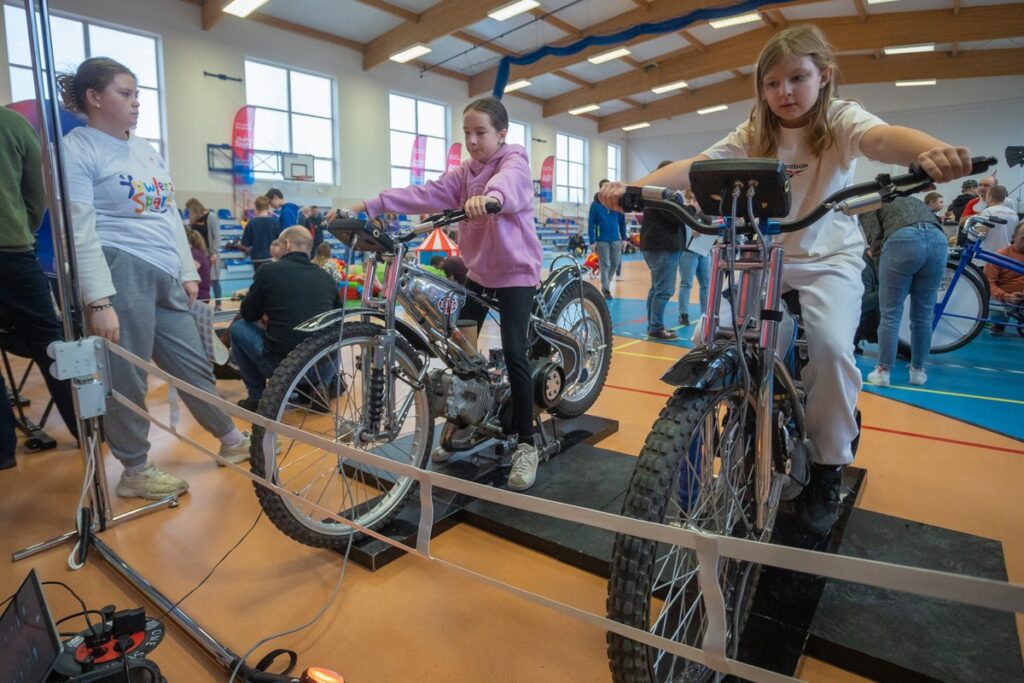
[428,369,497,426]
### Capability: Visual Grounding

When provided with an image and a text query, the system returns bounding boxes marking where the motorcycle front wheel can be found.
[546,280,613,417]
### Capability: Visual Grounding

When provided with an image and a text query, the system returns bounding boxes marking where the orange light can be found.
[301,668,345,683]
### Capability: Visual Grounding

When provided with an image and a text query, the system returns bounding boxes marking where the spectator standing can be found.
[266,187,299,228]
[983,220,1024,335]
[923,191,945,221]
[59,57,250,497]
[978,185,1017,254]
[186,229,211,301]
[588,179,627,299]
[0,106,80,470]
[185,198,221,304]
[947,179,977,222]
[862,196,948,387]
[240,195,282,271]
[677,190,716,326]
[230,226,340,411]
[640,161,683,340]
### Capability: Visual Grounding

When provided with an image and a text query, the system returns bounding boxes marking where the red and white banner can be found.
[231,105,256,186]
[539,155,554,203]
[446,142,463,173]
[410,134,428,186]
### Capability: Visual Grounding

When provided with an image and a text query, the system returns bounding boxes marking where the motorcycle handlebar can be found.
[398,201,501,243]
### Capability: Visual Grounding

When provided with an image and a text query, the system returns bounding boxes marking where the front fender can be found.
[533,262,581,319]
[293,307,436,358]
[660,343,757,390]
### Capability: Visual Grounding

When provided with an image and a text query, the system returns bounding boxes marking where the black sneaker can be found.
[796,463,843,536]
[602,288,613,300]
[647,329,678,341]
[678,313,690,327]
[237,397,260,412]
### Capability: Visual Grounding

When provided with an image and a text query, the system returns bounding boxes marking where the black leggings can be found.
[460,279,536,442]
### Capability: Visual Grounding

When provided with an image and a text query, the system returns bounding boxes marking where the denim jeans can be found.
[643,250,680,332]
[678,250,711,318]
[596,241,623,293]
[877,224,949,370]
[229,319,282,400]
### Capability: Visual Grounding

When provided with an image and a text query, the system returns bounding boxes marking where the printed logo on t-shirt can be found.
[785,163,809,178]
[118,174,174,214]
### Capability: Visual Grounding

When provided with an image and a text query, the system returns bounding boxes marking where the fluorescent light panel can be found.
[503,79,532,93]
[568,104,600,115]
[883,43,935,55]
[866,0,899,4]
[895,79,936,87]
[488,0,539,21]
[697,104,728,115]
[622,122,651,131]
[223,0,270,17]
[651,79,689,94]
[709,12,761,29]
[389,44,432,64]
[588,47,632,65]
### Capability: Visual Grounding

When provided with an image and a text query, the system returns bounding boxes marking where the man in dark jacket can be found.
[641,161,683,340]
[230,226,340,410]
[947,179,978,223]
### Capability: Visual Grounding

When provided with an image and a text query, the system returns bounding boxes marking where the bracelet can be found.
[88,302,113,312]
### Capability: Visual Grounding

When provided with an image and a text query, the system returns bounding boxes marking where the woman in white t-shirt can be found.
[599,26,973,536]
[59,58,250,500]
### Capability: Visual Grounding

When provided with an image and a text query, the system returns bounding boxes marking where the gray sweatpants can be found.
[102,248,236,468]
[596,240,623,293]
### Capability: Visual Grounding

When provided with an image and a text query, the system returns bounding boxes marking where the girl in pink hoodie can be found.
[352,97,544,491]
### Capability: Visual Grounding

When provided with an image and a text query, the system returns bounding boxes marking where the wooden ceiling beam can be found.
[953,0,961,15]
[680,29,707,52]
[545,4,1024,117]
[554,70,593,88]
[452,30,515,56]
[352,0,418,22]
[529,8,583,38]
[852,0,868,22]
[248,13,365,52]
[601,48,1024,132]
[200,0,230,30]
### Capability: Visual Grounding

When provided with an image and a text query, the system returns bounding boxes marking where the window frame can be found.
[555,132,588,204]
[243,57,337,185]
[388,91,449,189]
[607,143,621,182]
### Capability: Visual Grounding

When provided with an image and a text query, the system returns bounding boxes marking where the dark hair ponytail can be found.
[463,97,509,133]
[56,57,135,112]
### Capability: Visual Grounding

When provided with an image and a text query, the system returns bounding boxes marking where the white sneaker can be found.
[116,464,189,500]
[218,431,252,466]
[866,368,890,387]
[508,442,539,491]
[908,368,927,385]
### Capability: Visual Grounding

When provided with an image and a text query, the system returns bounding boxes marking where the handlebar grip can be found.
[906,155,997,182]
[485,201,501,214]
[620,187,644,213]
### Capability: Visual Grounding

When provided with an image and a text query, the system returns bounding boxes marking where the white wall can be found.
[626,75,1024,206]
[0,0,626,213]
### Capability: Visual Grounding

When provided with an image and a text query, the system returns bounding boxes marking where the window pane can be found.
[290,70,331,118]
[146,139,162,154]
[391,167,410,189]
[569,188,584,204]
[136,88,161,140]
[556,134,567,159]
[245,61,288,110]
[389,94,416,133]
[51,15,85,74]
[390,131,416,167]
[569,163,582,189]
[252,107,289,152]
[555,160,567,186]
[314,158,334,184]
[89,26,157,87]
[291,113,332,157]
[425,136,445,171]
[417,100,445,138]
[569,136,584,163]
[556,186,568,202]
[424,170,442,183]
[10,66,37,101]
[507,121,526,149]
[4,6,32,67]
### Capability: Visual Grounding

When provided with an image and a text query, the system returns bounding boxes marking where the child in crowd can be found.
[350,97,544,491]
[241,196,282,271]
[600,25,972,534]
[59,57,250,499]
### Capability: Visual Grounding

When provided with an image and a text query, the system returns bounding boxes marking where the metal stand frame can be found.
[1,349,57,451]
[10,1,242,676]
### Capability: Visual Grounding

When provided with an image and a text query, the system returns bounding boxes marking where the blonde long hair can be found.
[749,25,838,158]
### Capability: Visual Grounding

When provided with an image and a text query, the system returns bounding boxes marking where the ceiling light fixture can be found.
[697,104,728,115]
[568,104,600,115]
[651,79,689,94]
[883,43,935,55]
[389,44,432,64]
[866,0,899,4]
[709,12,761,29]
[895,79,937,87]
[588,47,632,65]
[503,79,532,93]
[487,0,540,22]
[223,0,270,17]
[622,122,651,131]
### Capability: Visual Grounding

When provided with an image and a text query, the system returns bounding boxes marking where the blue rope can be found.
[492,0,775,98]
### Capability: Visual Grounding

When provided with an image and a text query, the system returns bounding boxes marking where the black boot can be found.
[797,463,844,536]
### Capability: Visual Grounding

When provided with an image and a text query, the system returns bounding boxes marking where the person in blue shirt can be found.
[588,179,627,299]
[266,187,300,229]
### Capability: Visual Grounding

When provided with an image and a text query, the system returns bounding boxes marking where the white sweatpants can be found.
[782,256,865,466]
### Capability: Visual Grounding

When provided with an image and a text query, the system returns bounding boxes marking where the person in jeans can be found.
[983,220,1024,335]
[588,179,627,299]
[677,190,715,327]
[640,161,683,340]
[861,196,949,387]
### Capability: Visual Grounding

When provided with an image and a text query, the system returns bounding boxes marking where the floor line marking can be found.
[616,351,685,362]
[604,384,1024,455]
[867,384,1024,406]
[612,338,646,351]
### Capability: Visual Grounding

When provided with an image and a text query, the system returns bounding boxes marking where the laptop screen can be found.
[0,569,62,683]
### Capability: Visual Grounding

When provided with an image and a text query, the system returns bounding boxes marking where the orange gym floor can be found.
[2,257,1022,682]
